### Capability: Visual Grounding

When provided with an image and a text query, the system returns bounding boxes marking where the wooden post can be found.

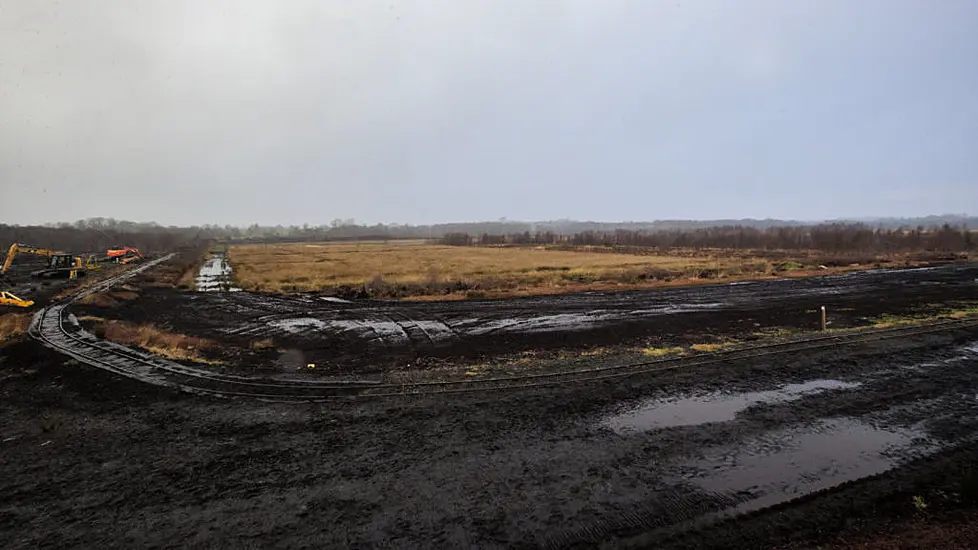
[820,306,827,331]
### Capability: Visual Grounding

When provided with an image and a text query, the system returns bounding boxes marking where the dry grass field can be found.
[227,240,911,300]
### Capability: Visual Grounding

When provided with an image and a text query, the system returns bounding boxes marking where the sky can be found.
[1,0,977,227]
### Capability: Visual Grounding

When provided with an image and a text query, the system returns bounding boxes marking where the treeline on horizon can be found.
[0,215,975,255]
[441,223,977,254]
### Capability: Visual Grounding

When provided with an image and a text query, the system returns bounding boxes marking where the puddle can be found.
[273,348,307,371]
[604,379,861,433]
[196,253,240,292]
[268,317,330,333]
[319,297,352,303]
[678,417,938,512]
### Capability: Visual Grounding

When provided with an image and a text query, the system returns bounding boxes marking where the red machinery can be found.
[106,246,145,264]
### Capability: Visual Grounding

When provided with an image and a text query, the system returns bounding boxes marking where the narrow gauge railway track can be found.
[27,253,978,399]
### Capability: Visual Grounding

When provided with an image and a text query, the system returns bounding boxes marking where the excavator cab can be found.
[31,254,86,279]
[49,254,76,270]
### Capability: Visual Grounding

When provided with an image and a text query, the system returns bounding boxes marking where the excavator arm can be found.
[0,291,34,308]
[2,243,62,274]
[106,246,145,264]
[106,246,144,259]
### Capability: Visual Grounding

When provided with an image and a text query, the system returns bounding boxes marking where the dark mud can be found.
[76,262,978,374]
[3,327,978,548]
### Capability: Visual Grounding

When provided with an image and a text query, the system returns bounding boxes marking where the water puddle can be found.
[677,417,938,512]
[604,379,861,433]
[196,252,240,292]
[319,297,352,303]
[268,317,330,333]
[273,348,307,371]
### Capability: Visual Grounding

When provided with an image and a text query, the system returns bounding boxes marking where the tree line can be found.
[0,223,211,256]
[441,223,976,253]
[2,217,974,255]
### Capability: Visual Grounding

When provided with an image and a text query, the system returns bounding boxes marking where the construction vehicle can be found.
[106,246,145,264]
[2,243,59,274]
[0,290,34,308]
[35,254,87,279]
[2,243,87,280]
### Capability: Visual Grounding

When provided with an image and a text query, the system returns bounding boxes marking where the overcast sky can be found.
[2,1,977,227]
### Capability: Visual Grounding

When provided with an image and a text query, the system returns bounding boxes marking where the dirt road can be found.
[3,325,978,548]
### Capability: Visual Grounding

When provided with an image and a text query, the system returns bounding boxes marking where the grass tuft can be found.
[250,338,275,352]
[690,341,740,353]
[641,346,685,357]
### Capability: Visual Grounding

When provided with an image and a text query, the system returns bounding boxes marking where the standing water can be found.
[195,251,240,292]
[603,379,862,433]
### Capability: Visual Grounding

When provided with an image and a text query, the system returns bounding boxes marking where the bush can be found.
[250,338,275,351]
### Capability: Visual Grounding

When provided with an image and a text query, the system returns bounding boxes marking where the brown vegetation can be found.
[0,313,31,347]
[250,338,275,351]
[84,318,222,364]
[227,240,927,300]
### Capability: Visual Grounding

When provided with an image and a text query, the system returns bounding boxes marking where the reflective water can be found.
[679,417,936,511]
[604,379,861,433]
[196,253,240,292]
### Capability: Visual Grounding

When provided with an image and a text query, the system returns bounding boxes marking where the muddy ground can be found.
[73,261,978,374]
[3,325,978,548]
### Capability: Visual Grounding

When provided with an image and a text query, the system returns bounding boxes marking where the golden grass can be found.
[690,341,740,353]
[76,315,106,323]
[228,241,878,299]
[641,346,686,357]
[0,313,31,347]
[868,308,978,328]
[87,319,222,365]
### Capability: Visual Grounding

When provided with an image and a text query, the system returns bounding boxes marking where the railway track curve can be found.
[28,253,978,401]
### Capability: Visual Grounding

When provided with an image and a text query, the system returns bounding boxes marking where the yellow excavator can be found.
[1,243,91,308]
[1,243,88,280]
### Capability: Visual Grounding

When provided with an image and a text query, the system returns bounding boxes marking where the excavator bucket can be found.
[0,291,34,308]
